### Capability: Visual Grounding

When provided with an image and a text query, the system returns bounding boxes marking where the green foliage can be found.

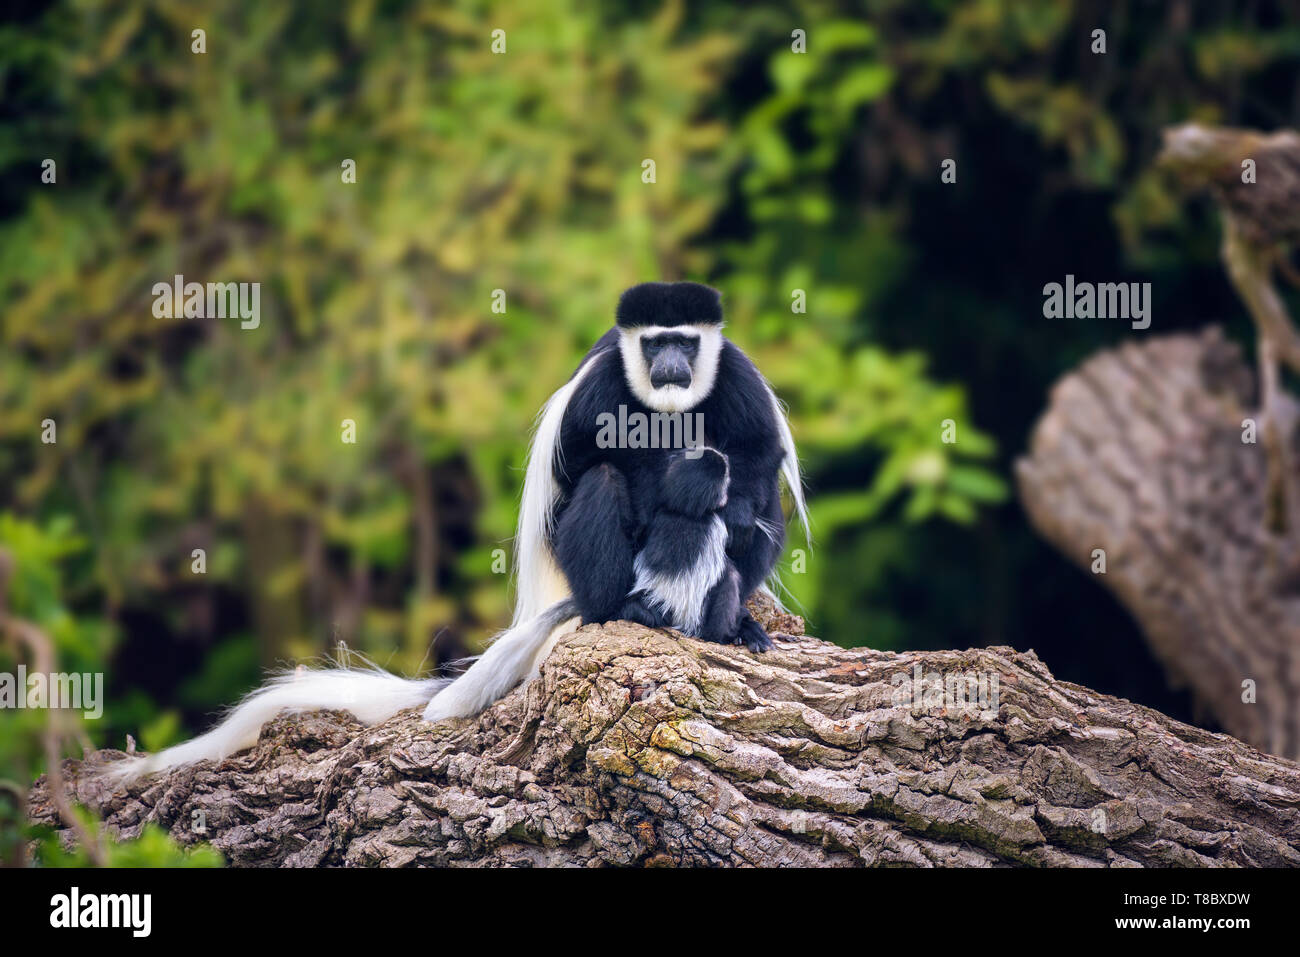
[31,813,223,867]
[0,514,210,865]
[0,515,118,790]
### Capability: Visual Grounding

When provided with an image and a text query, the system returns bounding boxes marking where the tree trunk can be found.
[28,596,1300,867]
[1017,327,1300,760]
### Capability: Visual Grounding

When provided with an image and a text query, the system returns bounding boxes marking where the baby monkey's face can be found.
[662,447,730,516]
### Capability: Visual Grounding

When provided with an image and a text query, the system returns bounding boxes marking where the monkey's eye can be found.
[641,333,700,359]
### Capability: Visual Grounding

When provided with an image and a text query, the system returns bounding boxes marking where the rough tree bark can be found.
[28,597,1300,867]
[1017,328,1300,761]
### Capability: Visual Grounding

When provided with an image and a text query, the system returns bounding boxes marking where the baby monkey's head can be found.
[659,447,730,518]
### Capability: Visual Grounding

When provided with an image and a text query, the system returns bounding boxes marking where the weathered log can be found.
[28,596,1300,866]
[1016,328,1300,760]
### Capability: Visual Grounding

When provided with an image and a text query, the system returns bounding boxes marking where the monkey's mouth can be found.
[643,384,697,412]
[650,370,692,389]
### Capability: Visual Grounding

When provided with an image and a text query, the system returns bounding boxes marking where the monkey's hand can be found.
[719,495,756,553]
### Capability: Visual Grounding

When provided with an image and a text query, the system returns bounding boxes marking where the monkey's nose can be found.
[651,352,692,388]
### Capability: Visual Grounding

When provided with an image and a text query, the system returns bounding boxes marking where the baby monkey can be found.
[619,447,771,650]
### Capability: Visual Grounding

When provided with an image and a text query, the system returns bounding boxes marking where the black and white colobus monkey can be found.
[425,281,808,718]
[109,282,808,781]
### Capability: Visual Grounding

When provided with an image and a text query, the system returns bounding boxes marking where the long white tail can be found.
[423,598,579,721]
[105,666,447,783]
[107,599,581,783]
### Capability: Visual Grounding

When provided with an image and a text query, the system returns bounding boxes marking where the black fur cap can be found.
[615,282,723,329]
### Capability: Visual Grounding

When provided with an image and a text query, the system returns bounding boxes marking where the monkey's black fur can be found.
[551,282,785,651]
[615,280,724,328]
[553,463,639,628]
[659,444,729,516]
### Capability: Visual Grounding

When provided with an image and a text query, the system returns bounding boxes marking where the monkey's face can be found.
[619,325,724,413]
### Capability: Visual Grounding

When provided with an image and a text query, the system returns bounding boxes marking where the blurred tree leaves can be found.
[30,814,222,867]
[0,0,1002,696]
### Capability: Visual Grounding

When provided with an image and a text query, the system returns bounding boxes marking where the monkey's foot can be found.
[618,597,671,630]
[735,615,773,653]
